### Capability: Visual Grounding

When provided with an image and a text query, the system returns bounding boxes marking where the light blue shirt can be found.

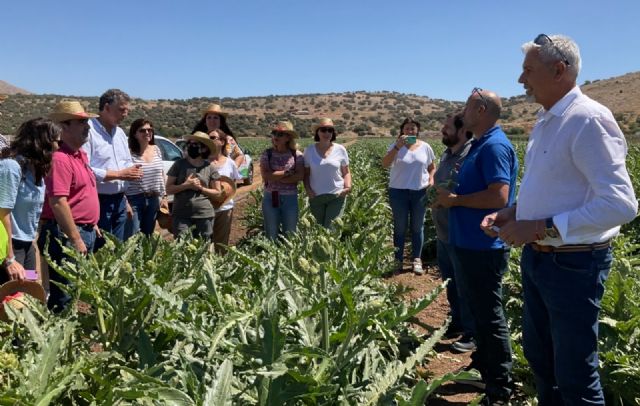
[83,118,133,194]
[0,158,46,242]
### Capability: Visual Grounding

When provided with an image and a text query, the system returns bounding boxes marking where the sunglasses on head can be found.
[534,33,570,66]
[471,87,488,106]
[319,127,334,133]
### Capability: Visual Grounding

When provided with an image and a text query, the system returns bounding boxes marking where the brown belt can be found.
[530,240,611,253]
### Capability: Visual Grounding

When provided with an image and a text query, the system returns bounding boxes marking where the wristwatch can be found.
[544,217,560,239]
[4,255,16,266]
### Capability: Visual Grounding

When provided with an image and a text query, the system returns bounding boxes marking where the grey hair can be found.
[522,34,581,79]
[98,88,131,111]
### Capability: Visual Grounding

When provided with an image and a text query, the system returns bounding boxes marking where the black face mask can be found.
[187,144,201,159]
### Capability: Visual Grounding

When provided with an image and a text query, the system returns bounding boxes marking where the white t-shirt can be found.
[388,141,435,190]
[304,143,350,195]
[212,157,242,212]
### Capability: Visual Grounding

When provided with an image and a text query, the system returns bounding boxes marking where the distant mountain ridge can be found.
[0,80,30,95]
[1,72,638,137]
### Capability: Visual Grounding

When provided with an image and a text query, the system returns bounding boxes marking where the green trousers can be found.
[309,193,346,228]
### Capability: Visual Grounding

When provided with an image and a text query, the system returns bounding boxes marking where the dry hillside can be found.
[1,72,639,138]
[0,80,30,95]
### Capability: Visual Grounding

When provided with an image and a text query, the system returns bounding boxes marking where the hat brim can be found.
[0,280,46,321]
[210,176,237,208]
[49,112,99,122]
[183,134,217,153]
[201,109,229,118]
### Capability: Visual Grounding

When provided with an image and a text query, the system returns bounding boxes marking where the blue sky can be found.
[2,0,638,102]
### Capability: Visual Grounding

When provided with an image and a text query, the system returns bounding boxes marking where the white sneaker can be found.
[413,258,425,275]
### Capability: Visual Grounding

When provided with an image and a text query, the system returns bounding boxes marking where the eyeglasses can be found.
[533,34,570,66]
[471,87,488,106]
[138,128,154,134]
[271,131,287,138]
[319,127,334,133]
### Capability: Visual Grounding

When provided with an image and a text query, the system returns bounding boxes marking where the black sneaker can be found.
[451,334,477,353]
[453,364,486,390]
[481,396,511,406]
[444,325,464,339]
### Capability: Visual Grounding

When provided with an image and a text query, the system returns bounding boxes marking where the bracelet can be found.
[4,255,16,266]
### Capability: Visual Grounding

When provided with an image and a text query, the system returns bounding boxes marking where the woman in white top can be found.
[382,117,435,275]
[124,118,168,239]
[303,118,352,228]
[207,130,242,254]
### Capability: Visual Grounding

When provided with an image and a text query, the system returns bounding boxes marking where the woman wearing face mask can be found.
[382,117,436,275]
[193,104,244,168]
[165,132,223,239]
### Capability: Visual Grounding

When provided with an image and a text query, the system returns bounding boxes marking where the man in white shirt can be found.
[83,89,142,247]
[482,34,638,405]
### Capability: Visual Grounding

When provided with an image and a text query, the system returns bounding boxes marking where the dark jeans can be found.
[437,239,475,336]
[452,246,513,399]
[388,187,427,262]
[521,245,612,406]
[124,193,160,239]
[37,220,96,312]
[96,193,127,250]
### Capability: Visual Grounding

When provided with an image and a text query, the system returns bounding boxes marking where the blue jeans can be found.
[37,220,96,312]
[96,193,127,249]
[521,245,612,406]
[437,239,475,336]
[124,194,160,239]
[262,192,298,240]
[388,187,427,262]
[452,246,513,399]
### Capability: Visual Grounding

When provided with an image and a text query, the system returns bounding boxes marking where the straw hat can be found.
[49,100,98,122]
[183,131,217,153]
[271,120,298,139]
[210,176,237,209]
[157,207,172,230]
[201,103,229,118]
[0,280,46,321]
[311,117,335,133]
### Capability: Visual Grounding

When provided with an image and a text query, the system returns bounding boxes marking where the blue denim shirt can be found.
[0,158,45,242]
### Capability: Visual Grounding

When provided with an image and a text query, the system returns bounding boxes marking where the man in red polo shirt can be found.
[38,100,101,312]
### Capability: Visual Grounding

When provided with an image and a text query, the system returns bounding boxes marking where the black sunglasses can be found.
[271,131,288,138]
[471,87,488,106]
[138,128,154,134]
[454,116,464,130]
[319,127,334,133]
[534,34,570,66]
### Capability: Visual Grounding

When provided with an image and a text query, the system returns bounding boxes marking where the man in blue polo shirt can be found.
[435,88,518,405]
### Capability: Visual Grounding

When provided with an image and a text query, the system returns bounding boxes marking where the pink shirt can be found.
[41,143,100,225]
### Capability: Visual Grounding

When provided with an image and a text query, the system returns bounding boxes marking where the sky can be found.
[2,0,639,102]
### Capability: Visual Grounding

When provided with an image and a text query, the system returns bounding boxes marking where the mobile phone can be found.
[406,135,417,145]
[25,270,38,281]
[271,191,280,208]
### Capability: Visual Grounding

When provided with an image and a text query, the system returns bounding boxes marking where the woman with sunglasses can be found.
[123,118,168,239]
[303,118,351,228]
[1,118,61,283]
[382,117,436,275]
[207,131,242,253]
[165,132,223,240]
[192,104,244,168]
[260,121,304,240]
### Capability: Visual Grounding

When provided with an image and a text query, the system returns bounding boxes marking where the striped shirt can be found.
[125,145,166,196]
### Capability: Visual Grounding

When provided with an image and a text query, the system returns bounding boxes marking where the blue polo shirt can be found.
[449,126,518,250]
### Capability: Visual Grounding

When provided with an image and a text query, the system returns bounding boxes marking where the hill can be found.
[0,80,31,95]
[1,72,638,138]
